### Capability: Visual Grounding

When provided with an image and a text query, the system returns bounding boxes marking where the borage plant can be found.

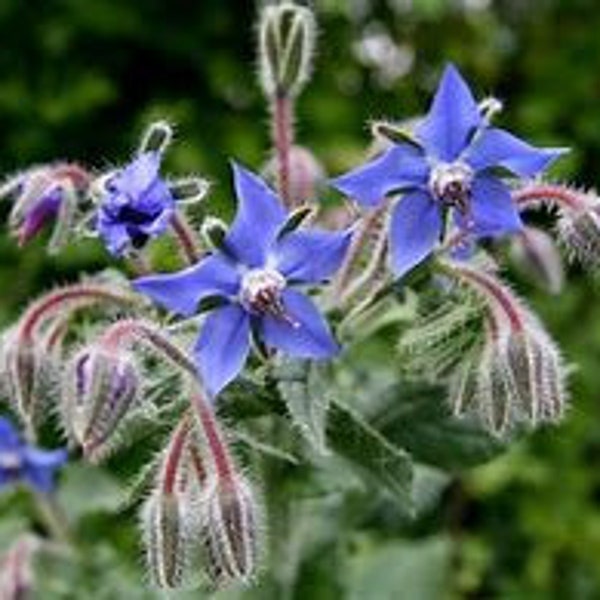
[0,1,595,596]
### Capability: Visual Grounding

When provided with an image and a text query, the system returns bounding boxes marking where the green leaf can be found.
[275,358,331,455]
[372,382,506,470]
[327,398,414,510]
[346,536,453,600]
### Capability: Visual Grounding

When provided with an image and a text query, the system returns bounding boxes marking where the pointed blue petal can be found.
[468,175,523,237]
[466,127,568,177]
[116,151,161,196]
[22,448,67,493]
[194,304,251,398]
[389,190,442,279]
[275,228,352,283]
[416,64,482,161]
[0,417,21,451]
[133,254,240,316]
[331,144,428,206]
[260,290,339,358]
[225,163,287,267]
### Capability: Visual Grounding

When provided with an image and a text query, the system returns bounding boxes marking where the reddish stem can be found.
[162,417,191,495]
[513,184,585,211]
[450,265,524,332]
[53,163,92,189]
[170,211,201,264]
[192,390,235,484]
[19,285,133,342]
[273,94,294,208]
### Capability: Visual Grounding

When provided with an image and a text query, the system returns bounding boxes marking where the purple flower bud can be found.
[264,145,325,205]
[63,346,139,460]
[0,536,40,599]
[201,476,261,589]
[510,227,564,294]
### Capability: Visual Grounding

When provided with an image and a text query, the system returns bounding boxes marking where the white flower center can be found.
[429,161,474,211]
[240,268,287,317]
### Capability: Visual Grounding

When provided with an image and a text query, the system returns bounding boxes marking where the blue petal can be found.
[225,163,287,267]
[331,144,429,206]
[260,289,339,358]
[465,127,568,177]
[416,64,482,161]
[275,228,353,283]
[194,304,251,398]
[389,190,442,279]
[133,254,240,316]
[115,151,161,196]
[96,217,130,256]
[22,448,67,494]
[468,175,523,237]
[0,417,21,451]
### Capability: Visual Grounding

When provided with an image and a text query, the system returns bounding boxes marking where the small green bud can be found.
[258,2,316,98]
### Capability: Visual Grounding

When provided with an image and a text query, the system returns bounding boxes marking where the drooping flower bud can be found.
[1,328,55,426]
[510,226,564,294]
[0,536,40,600]
[264,145,325,205]
[258,1,316,98]
[558,202,600,268]
[63,346,139,460]
[201,476,261,589]
[143,491,191,589]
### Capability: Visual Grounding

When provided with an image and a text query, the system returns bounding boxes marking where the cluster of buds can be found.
[143,389,262,591]
[0,162,92,253]
[0,283,136,428]
[441,261,568,436]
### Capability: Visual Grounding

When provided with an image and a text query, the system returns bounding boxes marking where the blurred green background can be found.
[1,0,600,598]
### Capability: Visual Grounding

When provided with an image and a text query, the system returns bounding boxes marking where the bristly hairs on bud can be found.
[437,260,568,435]
[202,216,229,252]
[139,120,174,155]
[258,1,316,99]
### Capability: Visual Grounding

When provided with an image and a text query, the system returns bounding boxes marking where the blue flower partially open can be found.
[0,417,67,494]
[134,164,352,397]
[332,64,567,279]
[97,151,175,256]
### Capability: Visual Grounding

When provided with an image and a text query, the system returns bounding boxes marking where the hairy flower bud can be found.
[0,536,40,600]
[264,145,324,205]
[510,227,564,294]
[201,476,261,589]
[558,202,600,268]
[143,491,190,589]
[64,346,139,460]
[1,330,54,425]
[259,1,316,97]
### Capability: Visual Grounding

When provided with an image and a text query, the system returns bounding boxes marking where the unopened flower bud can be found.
[264,145,324,205]
[64,346,139,460]
[143,491,190,589]
[1,330,53,425]
[558,203,600,268]
[259,1,316,98]
[201,476,261,589]
[0,536,40,600]
[510,226,564,294]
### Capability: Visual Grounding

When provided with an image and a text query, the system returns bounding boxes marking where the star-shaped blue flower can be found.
[134,164,352,397]
[332,64,567,279]
[97,150,175,256]
[0,417,67,494]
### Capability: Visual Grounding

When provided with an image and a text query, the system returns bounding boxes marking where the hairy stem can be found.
[170,211,201,264]
[272,93,294,208]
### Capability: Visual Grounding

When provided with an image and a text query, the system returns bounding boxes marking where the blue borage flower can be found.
[332,64,567,279]
[134,163,352,397]
[97,150,175,256]
[0,417,67,494]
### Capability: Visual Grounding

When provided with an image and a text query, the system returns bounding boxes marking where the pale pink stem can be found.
[272,94,294,207]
